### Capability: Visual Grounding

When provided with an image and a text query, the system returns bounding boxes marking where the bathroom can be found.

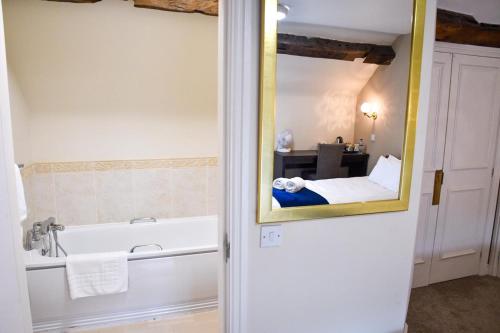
[4,0,219,331]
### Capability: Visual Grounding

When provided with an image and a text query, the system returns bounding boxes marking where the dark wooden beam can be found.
[436,8,500,48]
[277,33,396,65]
[133,0,218,16]
[44,0,218,16]
[45,0,101,3]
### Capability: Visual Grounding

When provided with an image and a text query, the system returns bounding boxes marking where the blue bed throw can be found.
[273,187,328,208]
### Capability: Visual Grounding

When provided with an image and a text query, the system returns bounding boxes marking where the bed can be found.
[272,176,398,208]
[272,155,400,208]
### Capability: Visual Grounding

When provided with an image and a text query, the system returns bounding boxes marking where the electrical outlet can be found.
[260,225,283,248]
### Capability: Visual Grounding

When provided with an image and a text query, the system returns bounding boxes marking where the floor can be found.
[73,310,219,333]
[406,276,500,333]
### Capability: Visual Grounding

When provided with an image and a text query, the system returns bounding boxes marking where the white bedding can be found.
[272,176,398,208]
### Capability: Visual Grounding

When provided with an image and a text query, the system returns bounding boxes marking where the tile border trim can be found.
[22,157,218,175]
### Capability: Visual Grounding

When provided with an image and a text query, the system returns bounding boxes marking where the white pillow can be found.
[369,156,401,192]
[387,154,401,167]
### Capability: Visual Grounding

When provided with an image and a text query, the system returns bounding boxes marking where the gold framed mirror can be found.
[258,0,426,223]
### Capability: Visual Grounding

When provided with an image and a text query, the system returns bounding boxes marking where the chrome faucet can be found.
[25,217,67,257]
[130,217,157,224]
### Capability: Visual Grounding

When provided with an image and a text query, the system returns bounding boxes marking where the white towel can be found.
[285,177,306,193]
[272,177,288,190]
[14,164,27,222]
[66,251,128,300]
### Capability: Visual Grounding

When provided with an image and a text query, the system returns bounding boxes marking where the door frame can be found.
[432,42,500,278]
[0,0,33,331]
[0,0,238,332]
[219,0,259,332]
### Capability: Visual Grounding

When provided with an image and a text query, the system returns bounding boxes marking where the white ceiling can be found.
[281,0,413,36]
[438,0,500,24]
[278,22,399,45]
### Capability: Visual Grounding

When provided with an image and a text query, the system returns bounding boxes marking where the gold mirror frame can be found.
[258,0,427,223]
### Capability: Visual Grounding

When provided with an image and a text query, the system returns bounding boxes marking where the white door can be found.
[0,0,33,331]
[429,54,500,284]
[412,52,452,287]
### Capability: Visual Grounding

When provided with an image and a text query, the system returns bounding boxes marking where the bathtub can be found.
[25,215,219,332]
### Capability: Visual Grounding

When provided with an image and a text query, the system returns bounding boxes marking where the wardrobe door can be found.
[412,52,452,288]
[430,54,500,284]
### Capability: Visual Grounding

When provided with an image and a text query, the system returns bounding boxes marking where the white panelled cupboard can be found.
[413,43,500,287]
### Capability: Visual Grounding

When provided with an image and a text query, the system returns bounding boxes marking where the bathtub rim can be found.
[25,245,218,271]
[55,214,218,232]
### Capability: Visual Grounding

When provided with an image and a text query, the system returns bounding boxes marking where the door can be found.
[413,52,452,287]
[429,54,500,284]
[0,0,33,331]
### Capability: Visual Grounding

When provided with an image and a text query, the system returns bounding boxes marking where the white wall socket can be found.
[260,225,283,248]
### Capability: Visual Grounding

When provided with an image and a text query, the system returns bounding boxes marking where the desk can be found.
[274,150,370,180]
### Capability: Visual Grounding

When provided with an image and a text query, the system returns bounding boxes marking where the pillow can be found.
[369,156,401,192]
[387,154,401,167]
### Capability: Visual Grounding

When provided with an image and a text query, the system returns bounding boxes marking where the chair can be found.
[304,144,349,180]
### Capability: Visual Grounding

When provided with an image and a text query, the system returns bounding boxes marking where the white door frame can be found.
[0,0,33,331]
[433,42,500,278]
[219,0,259,332]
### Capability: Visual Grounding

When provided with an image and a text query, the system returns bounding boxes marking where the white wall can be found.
[276,55,377,149]
[438,0,500,24]
[354,34,412,171]
[7,69,31,165]
[3,0,218,163]
[224,0,436,332]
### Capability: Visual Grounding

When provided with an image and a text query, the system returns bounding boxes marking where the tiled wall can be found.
[21,157,217,227]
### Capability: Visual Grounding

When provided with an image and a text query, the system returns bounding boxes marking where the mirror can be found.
[258,0,426,223]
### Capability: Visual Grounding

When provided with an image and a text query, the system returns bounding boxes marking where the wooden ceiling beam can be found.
[436,8,500,48]
[44,0,218,16]
[45,0,101,3]
[277,33,396,65]
[132,0,218,16]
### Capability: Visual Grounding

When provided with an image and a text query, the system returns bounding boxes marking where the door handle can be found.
[432,170,444,206]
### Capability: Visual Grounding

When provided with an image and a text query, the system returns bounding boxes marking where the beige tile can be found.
[55,194,98,226]
[132,169,171,219]
[31,173,57,222]
[170,167,207,218]
[132,168,170,193]
[95,171,134,223]
[97,192,135,223]
[206,166,218,215]
[55,172,95,195]
[95,170,133,193]
[54,172,97,225]
[134,191,172,219]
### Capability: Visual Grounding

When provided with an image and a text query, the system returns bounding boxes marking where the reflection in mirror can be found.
[272,0,413,209]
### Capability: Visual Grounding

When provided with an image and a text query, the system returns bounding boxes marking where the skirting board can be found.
[32,298,218,332]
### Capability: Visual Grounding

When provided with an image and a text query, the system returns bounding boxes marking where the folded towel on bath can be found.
[272,177,288,190]
[14,164,27,222]
[285,177,306,193]
[66,251,128,300]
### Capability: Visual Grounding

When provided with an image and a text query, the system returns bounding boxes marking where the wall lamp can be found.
[277,4,290,21]
[361,102,379,120]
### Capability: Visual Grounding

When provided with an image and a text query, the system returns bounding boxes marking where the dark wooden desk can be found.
[274,150,369,179]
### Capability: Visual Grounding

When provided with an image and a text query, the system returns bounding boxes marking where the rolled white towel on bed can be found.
[273,178,288,190]
[285,177,305,193]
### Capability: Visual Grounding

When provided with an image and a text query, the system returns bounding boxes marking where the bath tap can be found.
[25,217,67,257]
[130,217,157,224]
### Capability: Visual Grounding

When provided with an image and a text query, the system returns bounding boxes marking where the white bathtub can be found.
[25,215,219,332]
